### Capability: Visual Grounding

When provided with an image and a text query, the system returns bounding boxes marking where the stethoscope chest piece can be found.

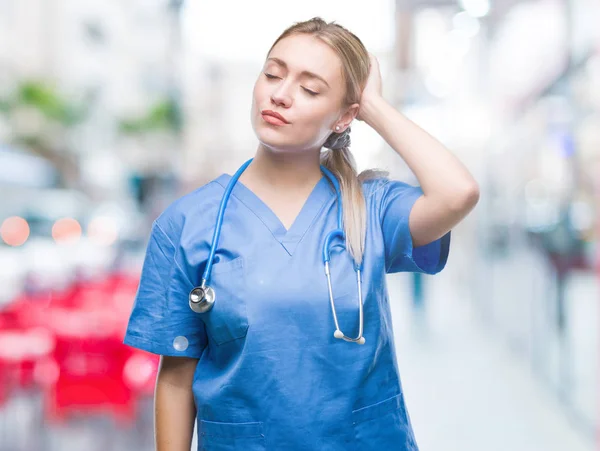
[189,285,216,313]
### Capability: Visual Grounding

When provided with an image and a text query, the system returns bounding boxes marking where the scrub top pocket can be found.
[197,257,249,346]
[199,419,266,451]
[351,393,418,451]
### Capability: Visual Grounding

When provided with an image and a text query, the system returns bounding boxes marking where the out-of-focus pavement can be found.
[388,263,595,451]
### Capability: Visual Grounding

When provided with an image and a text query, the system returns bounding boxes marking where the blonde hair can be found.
[267,17,387,267]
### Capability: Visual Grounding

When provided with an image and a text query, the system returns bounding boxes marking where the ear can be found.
[335,103,360,132]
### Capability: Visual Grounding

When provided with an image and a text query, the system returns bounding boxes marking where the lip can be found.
[261,110,290,125]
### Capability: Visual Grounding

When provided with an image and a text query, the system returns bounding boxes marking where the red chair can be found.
[43,307,137,427]
[1,271,145,427]
[0,327,56,392]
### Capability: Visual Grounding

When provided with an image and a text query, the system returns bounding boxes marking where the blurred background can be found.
[0,0,598,450]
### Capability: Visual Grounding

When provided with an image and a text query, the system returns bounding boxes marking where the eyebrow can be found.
[266,57,330,88]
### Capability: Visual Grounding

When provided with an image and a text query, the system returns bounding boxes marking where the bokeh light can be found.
[52,218,82,244]
[87,216,119,246]
[1,216,30,246]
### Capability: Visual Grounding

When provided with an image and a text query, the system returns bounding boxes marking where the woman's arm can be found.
[358,55,480,248]
[155,356,199,451]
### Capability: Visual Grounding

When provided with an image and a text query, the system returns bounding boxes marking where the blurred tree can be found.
[0,81,90,187]
[17,82,84,125]
[118,97,182,135]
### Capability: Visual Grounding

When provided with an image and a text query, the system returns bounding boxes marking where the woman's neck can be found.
[240,144,323,192]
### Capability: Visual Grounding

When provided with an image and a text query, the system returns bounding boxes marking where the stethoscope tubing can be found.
[191,157,366,344]
[201,158,253,288]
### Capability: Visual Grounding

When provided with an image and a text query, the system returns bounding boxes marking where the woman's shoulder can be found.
[360,170,422,214]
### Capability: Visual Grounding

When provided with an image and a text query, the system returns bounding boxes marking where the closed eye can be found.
[264,73,319,96]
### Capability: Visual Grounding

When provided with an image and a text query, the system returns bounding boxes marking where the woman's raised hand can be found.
[357,53,383,122]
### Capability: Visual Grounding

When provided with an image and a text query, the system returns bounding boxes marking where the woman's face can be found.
[251,34,354,153]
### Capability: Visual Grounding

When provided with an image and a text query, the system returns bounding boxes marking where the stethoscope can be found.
[189,158,366,345]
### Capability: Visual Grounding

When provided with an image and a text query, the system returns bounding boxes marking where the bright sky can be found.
[182,0,396,62]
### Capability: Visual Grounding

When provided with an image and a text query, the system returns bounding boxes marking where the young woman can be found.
[124,17,479,451]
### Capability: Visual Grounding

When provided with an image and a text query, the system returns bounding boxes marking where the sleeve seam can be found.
[153,219,195,290]
[150,221,175,307]
[154,220,176,248]
[376,179,390,226]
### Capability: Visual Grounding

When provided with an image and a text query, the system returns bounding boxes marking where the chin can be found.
[253,122,315,153]
[257,138,295,153]
[252,126,287,150]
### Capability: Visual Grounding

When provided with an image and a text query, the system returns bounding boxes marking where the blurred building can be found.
[0,0,184,204]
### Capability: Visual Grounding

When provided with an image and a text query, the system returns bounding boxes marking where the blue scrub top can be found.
[124,173,450,451]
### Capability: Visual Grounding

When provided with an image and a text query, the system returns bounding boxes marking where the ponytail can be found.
[320,138,386,268]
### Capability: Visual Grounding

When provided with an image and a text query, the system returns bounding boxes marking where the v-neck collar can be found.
[214,173,334,256]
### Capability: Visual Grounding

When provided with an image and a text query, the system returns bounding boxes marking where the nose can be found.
[270,82,293,109]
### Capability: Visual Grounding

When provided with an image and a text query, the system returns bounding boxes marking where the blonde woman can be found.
[124,17,479,451]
